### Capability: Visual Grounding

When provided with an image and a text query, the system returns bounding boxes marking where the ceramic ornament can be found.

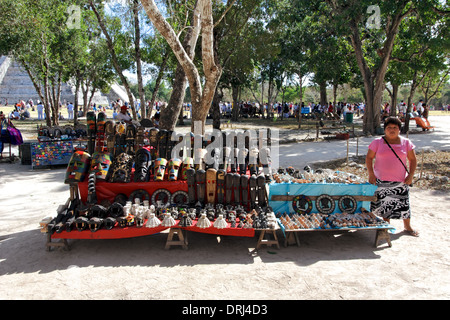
[213,214,227,229]
[146,213,161,228]
[161,212,176,227]
[197,213,211,229]
[179,212,193,227]
[267,211,278,229]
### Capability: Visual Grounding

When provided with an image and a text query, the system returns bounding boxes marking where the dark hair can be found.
[384,116,402,130]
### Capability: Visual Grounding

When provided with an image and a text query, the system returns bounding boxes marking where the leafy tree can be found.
[141,0,229,133]
[323,0,449,134]
[89,0,138,119]
[0,0,90,126]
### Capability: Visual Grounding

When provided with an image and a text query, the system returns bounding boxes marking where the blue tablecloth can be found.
[268,182,377,215]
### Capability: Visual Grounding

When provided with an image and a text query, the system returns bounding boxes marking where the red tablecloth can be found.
[51,219,255,240]
[74,177,255,239]
[78,180,188,203]
[51,224,169,240]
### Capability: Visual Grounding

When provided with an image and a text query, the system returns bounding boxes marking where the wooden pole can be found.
[346,138,349,164]
[356,136,359,157]
[418,149,425,182]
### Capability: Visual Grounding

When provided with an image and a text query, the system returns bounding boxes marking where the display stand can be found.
[46,234,70,251]
[282,226,394,248]
[165,228,188,250]
[31,140,74,168]
[41,119,395,253]
[255,229,280,250]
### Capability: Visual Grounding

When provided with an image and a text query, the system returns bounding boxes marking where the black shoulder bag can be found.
[382,136,412,187]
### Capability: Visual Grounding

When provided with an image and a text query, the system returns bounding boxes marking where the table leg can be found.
[375,229,392,248]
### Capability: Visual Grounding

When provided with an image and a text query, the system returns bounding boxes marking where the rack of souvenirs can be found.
[40,111,280,250]
[267,167,393,247]
[40,111,392,250]
[37,124,89,142]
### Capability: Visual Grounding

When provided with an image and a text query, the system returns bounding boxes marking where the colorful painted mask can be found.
[168,158,182,181]
[154,158,167,181]
[134,147,152,182]
[90,151,112,180]
[96,112,107,135]
[86,111,97,136]
[65,150,91,184]
[181,157,194,180]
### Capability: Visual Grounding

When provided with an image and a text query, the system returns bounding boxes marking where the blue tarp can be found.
[268,182,378,215]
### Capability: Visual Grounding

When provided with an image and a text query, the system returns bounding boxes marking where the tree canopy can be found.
[0,0,448,131]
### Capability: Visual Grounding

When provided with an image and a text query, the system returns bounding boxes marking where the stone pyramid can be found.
[0,56,129,106]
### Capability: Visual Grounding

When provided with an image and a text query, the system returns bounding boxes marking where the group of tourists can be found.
[385,99,432,121]
[217,101,364,120]
[4,99,34,120]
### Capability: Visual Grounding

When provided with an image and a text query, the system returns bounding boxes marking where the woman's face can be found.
[385,123,400,140]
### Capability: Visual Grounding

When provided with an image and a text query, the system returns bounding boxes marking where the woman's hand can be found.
[404,174,413,186]
[368,172,377,185]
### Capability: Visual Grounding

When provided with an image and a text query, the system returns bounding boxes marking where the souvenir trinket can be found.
[154,158,168,181]
[65,150,91,184]
[168,158,182,181]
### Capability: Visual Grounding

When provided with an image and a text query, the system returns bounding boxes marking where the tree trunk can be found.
[160,63,188,130]
[390,83,399,116]
[212,86,223,130]
[81,81,90,114]
[333,83,337,108]
[141,0,222,134]
[319,81,327,106]
[89,0,136,119]
[231,84,239,121]
[297,74,303,129]
[148,51,169,119]
[343,4,412,135]
[403,71,428,133]
[133,0,146,119]
[73,71,81,125]
[261,78,264,107]
[160,20,199,130]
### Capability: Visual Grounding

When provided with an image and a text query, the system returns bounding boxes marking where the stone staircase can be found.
[0,56,112,106]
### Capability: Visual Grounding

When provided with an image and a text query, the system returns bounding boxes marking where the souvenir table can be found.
[41,114,393,251]
[45,178,257,251]
[268,182,394,248]
[31,140,74,168]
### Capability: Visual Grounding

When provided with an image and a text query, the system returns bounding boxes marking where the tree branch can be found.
[214,0,238,28]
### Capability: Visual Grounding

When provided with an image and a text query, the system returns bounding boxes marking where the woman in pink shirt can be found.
[366,117,419,237]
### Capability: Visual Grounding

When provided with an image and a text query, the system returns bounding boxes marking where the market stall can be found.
[40,112,393,252]
[268,172,393,247]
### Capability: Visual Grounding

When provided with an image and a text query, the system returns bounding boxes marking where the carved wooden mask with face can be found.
[90,151,112,180]
[65,150,91,184]
[154,158,167,181]
[181,157,194,180]
[168,158,182,181]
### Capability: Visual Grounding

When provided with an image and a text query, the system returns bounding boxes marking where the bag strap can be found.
[382,136,409,174]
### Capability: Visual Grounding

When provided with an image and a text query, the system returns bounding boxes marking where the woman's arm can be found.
[405,149,417,185]
[365,149,377,184]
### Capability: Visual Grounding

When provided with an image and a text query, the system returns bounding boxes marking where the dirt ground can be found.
[0,115,449,302]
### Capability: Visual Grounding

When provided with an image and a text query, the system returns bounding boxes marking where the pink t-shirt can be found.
[368,136,415,182]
